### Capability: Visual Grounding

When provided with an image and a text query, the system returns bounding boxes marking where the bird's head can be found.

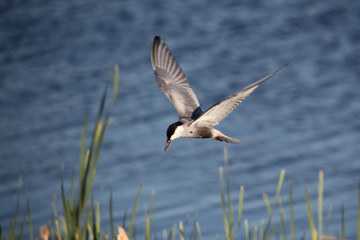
[165,121,183,151]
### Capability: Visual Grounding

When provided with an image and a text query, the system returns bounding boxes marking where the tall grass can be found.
[218,149,356,240]
[56,64,119,240]
[1,66,359,240]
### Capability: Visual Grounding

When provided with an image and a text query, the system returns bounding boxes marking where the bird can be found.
[151,36,287,151]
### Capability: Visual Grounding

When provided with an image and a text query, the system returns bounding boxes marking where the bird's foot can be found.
[214,137,223,142]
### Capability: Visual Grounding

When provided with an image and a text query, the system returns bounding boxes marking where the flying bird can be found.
[151,36,287,151]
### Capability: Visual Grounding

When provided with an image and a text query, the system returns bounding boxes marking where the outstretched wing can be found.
[194,64,288,126]
[151,36,201,120]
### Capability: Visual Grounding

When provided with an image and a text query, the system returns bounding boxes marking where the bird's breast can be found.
[187,126,213,139]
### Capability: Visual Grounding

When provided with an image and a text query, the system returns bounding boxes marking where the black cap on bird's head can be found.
[165,121,183,151]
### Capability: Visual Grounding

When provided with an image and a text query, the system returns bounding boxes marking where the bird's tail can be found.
[217,135,243,144]
[213,129,243,144]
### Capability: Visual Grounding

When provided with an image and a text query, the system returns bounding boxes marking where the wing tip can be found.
[271,62,289,77]
[246,62,289,89]
[280,62,289,70]
[154,35,161,42]
[151,36,162,70]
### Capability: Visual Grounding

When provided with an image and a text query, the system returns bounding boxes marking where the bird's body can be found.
[151,36,287,151]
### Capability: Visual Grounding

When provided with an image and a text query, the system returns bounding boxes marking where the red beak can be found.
[164,139,171,151]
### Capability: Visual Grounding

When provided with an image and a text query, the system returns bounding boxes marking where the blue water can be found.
[1,0,360,238]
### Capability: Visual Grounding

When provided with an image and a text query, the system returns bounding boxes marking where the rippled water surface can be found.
[1,0,360,238]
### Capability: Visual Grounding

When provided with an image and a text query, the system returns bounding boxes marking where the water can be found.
[1,0,360,238]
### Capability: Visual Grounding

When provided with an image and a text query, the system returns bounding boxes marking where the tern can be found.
[151,36,287,151]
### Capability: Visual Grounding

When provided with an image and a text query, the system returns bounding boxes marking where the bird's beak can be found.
[164,139,171,151]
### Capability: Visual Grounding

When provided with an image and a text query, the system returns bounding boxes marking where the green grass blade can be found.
[71,170,75,211]
[86,116,111,199]
[88,224,94,240]
[112,64,119,104]
[219,167,224,190]
[96,202,101,239]
[146,218,151,240]
[78,116,88,219]
[220,191,230,240]
[146,190,155,240]
[325,204,333,235]
[60,216,68,239]
[238,185,244,231]
[79,117,88,183]
[280,208,286,240]
[61,183,72,237]
[262,193,272,216]
[55,220,62,240]
[244,219,249,240]
[252,226,258,240]
[259,220,264,240]
[171,224,177,240]
[102,232,109,240]
[305,186,317,240]
[289,182,295,240]
[318,170,323,240]
[263,214,273,240]
[262,193,274,240]
[80,206,91,240]
[26,197,33,240]
[18,214,27,240]
[219,165,230,239]
[52,194,58,219]
[128,184,143,238]
[179,221,185,240]
[162,229,167,240]
[84,122,106,210]
[195,221,203,240]
[81,89,107,208]
[11,193,20,240]
[274,169,285,206]
[94,122,102,144]
[79,150,90,217]
[95,89,107,130]
[91,199,97,240]
[267,224,280,239]
[110,191,115,240]
[224,154,234,239]
[226,188,234,238]
[49,221,54,240]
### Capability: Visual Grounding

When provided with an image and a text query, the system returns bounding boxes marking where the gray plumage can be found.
[151,36,202,120]
[193,64,288,126]
[151,36,287,151]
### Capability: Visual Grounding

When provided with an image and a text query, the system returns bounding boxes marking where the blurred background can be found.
[1,0,359,238]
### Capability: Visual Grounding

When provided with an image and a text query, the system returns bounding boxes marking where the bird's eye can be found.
[190,131,193,133]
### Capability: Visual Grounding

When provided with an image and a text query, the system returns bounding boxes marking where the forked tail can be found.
[213,129,243,144]
[215,135,243,144]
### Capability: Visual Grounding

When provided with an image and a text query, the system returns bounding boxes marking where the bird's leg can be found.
[214,137,223,142]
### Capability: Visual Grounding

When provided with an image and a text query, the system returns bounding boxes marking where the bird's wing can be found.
[194,64,288,126]
[151,36,201,120]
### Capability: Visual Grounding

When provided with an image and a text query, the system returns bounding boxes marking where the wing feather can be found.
[151,36,201,119]
[194,64,288,126]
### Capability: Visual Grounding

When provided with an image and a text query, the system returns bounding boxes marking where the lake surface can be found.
[1,0,360,238]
